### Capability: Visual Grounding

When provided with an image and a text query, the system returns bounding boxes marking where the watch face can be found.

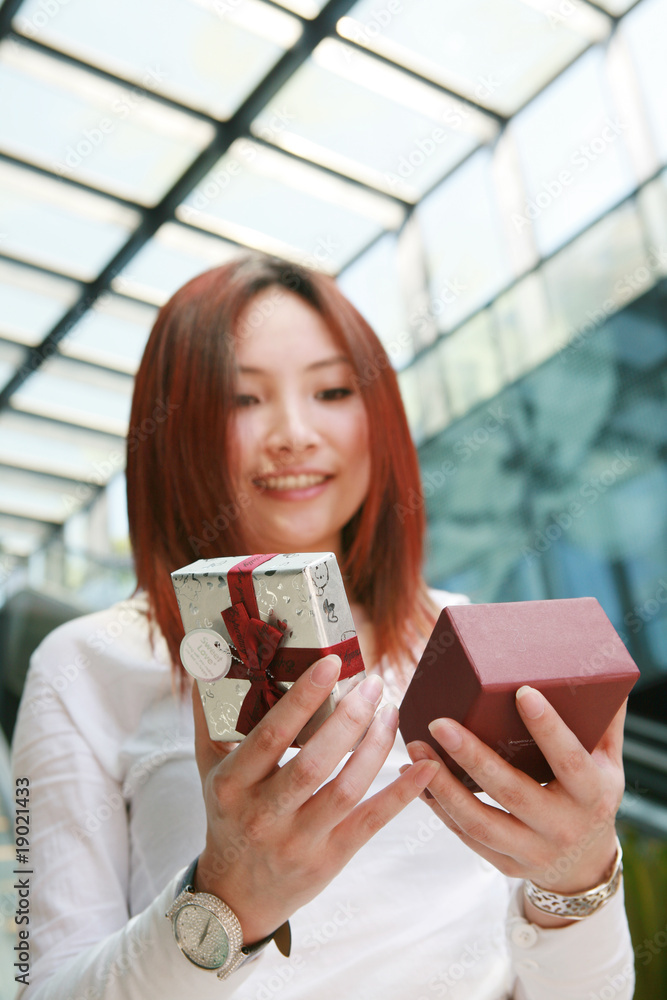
[173,902,230,970]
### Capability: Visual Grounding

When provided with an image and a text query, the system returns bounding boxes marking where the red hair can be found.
[126,253,437,686]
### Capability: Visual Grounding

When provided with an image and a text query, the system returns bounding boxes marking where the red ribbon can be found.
[220,554,363,741]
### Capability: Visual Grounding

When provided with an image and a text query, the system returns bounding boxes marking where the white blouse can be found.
[11,590,635,1000]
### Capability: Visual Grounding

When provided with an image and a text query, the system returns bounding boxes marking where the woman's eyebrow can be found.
[237,355,352,375]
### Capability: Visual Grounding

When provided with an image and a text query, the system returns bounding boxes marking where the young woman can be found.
[12,253,634,999]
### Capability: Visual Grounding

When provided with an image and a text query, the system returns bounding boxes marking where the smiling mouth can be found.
[253,473,331,491]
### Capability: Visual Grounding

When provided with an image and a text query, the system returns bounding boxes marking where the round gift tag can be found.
[180,629,232,682]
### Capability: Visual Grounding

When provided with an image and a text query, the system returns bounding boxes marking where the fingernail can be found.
[359,674,383,704]
[516,685,544,719]
[311,655,341,688]
[406,741,429,762]
[378,703,398,729]
[428,720,462,753]
[414,761,440,787]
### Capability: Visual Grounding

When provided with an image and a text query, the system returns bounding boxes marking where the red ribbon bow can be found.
[220,554,364,742]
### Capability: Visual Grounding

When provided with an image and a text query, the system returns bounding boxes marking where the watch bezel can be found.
[166,886,245,979]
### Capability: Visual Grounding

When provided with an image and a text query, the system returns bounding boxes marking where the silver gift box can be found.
[171,552,365,746]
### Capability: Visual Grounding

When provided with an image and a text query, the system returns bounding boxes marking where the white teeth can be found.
[256,474,328,490]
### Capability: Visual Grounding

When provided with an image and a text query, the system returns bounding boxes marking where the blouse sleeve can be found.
[506,878,635,1000]
[10,633,262,1000]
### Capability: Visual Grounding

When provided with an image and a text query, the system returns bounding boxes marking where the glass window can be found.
[620,0,667,166]
[11,356,135,436]
[0,514,51,558]
[0,39,215,205]
[59,293,157,373]
[14,0,302,120]
[510,45,637,258]
[0,410,124,483]
[542,199,649,349]
[0,340,29,394]
[0,466,88,524]
[178,139,404,273]
[418,148,513,333]
[0,160,140,280]
[436,309,502,420]
[337,232,414,368]
[492,271,556,383]
[271,0,326,16]
[252,38,491,202]
[112,222,239,305]
[0,260,80,346]
[339,0,610,116]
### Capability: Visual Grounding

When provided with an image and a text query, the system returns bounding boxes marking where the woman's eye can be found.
[317,387,353,401]
[234,394,260,407]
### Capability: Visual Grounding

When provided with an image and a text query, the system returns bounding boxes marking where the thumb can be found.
[192,682,238,780]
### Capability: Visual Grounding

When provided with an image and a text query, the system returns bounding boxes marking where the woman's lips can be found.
[253,472,332,500]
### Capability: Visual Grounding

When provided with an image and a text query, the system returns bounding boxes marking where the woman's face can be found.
[230,287,371,559]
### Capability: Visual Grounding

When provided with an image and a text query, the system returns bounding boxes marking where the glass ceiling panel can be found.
[0,466,88,523]
[637,168,667,272]
[437,309,502,422]
[0,410,124,482]
[0,39,215,206]
[14,0,302,121]
[0,160,141,280]
[542,198,647,349]
[0,259,80,346]
[251,38,493,203]
[112,222,239,305]
[0,513,51,558]
[0,339,28,394]
[594,0,640,12]
[11,355,134,436]
[178,139,404,273]
[492,270,556,383]
[59,293,157,373]
[271,0,327,17]
[621,0,667,166]
[337,232,415,368]
[418,147,514,334]
[338,0,610,116]
[510,45,638,259]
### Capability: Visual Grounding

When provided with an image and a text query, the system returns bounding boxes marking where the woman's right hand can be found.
[192,654,438,945]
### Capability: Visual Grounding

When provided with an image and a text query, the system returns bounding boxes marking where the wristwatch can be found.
[166,858,291,980]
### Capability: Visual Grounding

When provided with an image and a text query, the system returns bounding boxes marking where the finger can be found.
[406,738,532,858]
[514,687,598,802]
[331,760,441,858]
[592,699,627,765]
[423,718,552,832]
[300,703,398,832]
[231,654,342,784]
[267,674,386,810]
[192,682,237,780]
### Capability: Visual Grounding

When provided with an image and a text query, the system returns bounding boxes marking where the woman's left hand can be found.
[404,686,626,918]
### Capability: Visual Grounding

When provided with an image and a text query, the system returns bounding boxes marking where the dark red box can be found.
[398,598,640,790]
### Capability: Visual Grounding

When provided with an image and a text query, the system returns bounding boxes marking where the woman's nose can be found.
[265,399,321,457]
